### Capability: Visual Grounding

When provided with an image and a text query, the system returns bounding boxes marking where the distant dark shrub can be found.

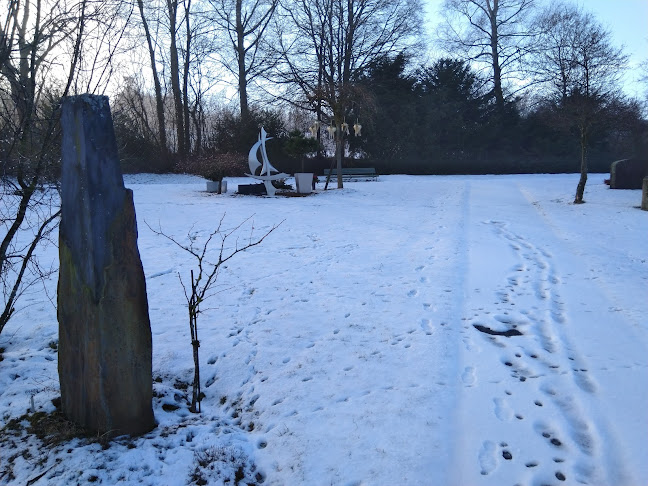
[176,152,248,181]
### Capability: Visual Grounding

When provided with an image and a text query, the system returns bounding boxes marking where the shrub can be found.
[177,153,248,181]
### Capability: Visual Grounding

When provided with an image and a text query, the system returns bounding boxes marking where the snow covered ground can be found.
[1,173,646,486]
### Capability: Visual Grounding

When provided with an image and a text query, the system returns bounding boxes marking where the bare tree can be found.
[135,0,215,157]
[0,0,79,334]
[640,57,648,109]
[274,0,422,188]
[207,0,278,122]
[439,0,537,113]
[136,0,169,153]
[166,0,188,157]
[1,0,128,334]
[531,2,628,203]
[148,216,281,413]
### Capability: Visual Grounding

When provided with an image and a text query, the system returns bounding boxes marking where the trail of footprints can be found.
[470,221,602,485]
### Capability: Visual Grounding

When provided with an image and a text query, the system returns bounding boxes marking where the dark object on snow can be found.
[609,158,648,189]
[473,324,522,337]
[238,183,267,195]
[642,177,648,211]
[58,95,154,436]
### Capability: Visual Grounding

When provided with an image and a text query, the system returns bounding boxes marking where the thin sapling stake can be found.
[148,215,281,413]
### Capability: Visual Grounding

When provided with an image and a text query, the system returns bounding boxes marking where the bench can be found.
[323,167,378,181]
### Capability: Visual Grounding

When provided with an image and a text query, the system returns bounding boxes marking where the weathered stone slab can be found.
[58,95,154,436]
[609,158,648,189]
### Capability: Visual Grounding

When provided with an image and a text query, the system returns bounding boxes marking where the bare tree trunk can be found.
[236,0,250,122]
[335,120,343,189]
[316,58,323,162]
[183,0,192,154]
[137,0,168,153]
[488,0,505,112]
[189,270,201,413]
[191,102,204,154]
[574,126,588,203]
[167,0,185,157]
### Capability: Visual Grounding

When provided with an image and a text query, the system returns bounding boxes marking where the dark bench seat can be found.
[323,168,378,180]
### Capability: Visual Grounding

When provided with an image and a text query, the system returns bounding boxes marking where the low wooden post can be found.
[642,177,648,211]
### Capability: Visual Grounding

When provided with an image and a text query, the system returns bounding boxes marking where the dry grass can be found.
[1,409,91,446]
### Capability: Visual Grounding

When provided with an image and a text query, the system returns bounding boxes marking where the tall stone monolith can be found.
[58,95,154,436]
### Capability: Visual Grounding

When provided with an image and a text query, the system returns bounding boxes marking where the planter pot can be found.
[295,173,313,194]
[206,180,227,193]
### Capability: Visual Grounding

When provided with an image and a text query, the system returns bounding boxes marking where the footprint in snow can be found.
[478,440,497,475]
[572,367,597,394]
[462,366,476,386]
[420,318,433,335]
[344,480,366,486]
[493,397,513,421]
[534,421,563,448]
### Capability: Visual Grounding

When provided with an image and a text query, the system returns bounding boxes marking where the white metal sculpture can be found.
[247,127,289,196]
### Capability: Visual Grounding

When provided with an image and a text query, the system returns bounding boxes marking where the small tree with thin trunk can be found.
[531,2,627,203]
[148,216,281,413]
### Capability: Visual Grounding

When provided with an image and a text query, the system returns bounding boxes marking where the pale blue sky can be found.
[424,0,648,97]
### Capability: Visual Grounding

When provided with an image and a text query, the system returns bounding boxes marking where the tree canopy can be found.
[0,0,644,180]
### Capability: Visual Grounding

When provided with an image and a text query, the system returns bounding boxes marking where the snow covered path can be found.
[141,176,473,485]
[454,179,648,486]
[1,174,646,486]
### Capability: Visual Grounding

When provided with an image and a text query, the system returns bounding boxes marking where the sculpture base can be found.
[238,183,267,195]
[295,173,314,194]
[206,180,227,193]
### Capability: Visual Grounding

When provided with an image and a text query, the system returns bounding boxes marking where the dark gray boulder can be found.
[609,158,648,189]
[58,95,154,436]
